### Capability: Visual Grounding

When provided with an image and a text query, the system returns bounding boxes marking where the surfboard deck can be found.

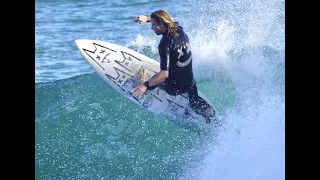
[75,39,217,121]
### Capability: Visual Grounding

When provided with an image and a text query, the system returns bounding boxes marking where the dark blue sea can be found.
[35,0,285,179]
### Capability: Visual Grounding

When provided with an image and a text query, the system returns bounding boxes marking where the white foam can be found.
[176,0,285,179]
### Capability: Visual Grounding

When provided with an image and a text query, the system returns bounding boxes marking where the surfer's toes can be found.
[203,107,214,117]
[202,107,215,124]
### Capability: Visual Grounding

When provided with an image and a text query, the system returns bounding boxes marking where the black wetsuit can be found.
[152,25,212,115]
[159,26,194,94]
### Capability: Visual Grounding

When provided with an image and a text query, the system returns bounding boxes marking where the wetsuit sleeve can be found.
[159,45,170,71]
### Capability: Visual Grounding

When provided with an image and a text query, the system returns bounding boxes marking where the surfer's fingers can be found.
[134,16,142,24]
[131,88,140,97]
[133,91,141,97]
[130,89,137,96]
[131,90,137,97]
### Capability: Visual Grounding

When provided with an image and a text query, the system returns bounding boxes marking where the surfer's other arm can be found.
[131,70,168,98]
[147,70,169,87]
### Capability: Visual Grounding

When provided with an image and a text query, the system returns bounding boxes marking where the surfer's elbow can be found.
[161,70,169,79]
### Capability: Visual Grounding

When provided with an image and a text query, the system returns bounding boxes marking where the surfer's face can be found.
[151,18,165,35]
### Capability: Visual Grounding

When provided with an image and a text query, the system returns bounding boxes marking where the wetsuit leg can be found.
[188,84,213,123]
[188,84,199,111]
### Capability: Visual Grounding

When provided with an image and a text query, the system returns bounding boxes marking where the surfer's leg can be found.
[197,97,215,123]
[188,84,199,110]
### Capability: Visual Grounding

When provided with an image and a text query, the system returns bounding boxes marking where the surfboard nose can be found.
[75,39,89,49]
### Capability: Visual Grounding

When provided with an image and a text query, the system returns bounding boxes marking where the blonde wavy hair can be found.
[151,10,178,36]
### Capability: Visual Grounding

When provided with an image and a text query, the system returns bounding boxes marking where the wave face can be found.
[36,0,284,179]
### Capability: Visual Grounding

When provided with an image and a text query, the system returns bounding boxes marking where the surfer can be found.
[131,10,214,123]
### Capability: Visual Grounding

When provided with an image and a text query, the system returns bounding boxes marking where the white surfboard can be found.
[75,39,217,121]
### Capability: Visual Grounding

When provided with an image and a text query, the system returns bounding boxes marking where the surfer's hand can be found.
[131,84,147,97]
[134,15,150,24]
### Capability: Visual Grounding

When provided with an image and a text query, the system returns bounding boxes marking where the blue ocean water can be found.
[35,0,285,179]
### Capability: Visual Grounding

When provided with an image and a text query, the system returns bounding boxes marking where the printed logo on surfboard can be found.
[81,42,145,91]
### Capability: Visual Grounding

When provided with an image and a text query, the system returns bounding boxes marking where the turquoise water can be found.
[35,0,285,179]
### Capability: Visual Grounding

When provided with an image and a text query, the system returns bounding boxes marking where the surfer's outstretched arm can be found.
[134,15,151,24]
[134,15,177,24]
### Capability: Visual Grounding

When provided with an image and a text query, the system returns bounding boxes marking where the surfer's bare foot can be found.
[137,67,149,84]
[203,107,214,117]
[202,107,214,123]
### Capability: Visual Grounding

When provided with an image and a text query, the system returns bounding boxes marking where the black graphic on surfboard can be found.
[83,43,116,70]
